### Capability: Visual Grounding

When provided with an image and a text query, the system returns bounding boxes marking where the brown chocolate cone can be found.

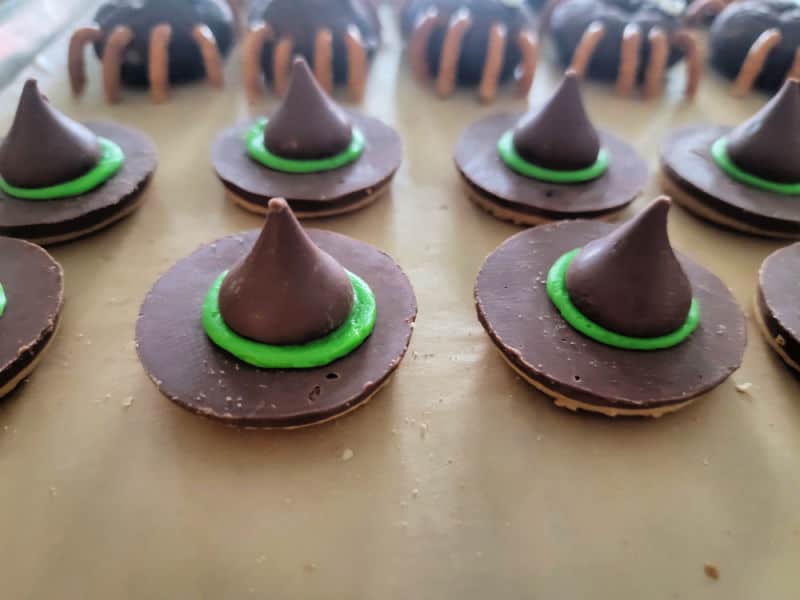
[0,79,101,188]
[218,198,354,345]
[511,71,600,171]
[565,197,693,338]
[727,79,800,183]
[263,58,353,160]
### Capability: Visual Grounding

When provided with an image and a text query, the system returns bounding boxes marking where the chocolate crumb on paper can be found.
[704,563,720,580]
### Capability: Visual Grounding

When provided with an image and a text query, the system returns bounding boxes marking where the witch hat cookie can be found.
[0,236,64,399]
[136,198,417,428]
[455,71,647,226]
[475,198,746,417]
[661,79,800,238]
[212,58,402,218]
[0,80,157,245]
[755,242,800,373]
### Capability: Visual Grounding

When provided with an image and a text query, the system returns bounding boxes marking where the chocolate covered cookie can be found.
[475,198,746,417]
[661,79,800,238]
[0,237,64,400]
[755,242,800,373]
[0,80,156,245]
[455,72,647,225]
[212,58,402,218]
[136,198,417,428]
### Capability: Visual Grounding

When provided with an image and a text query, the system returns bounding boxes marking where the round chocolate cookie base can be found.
[211,113,402,219]
[0,237,64,399]
[754,243,800,374]
[0,122,156,245]
[455,114,646,224]
[475,220,746,416]
[660,126,800,239]
[136,229,417,429]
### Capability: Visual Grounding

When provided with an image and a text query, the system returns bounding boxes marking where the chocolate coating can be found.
[512,72,600,171]
[0,122,157,244]
[565,198,693,337]
[727,79,800,183]
[0,80,101,189]
[455,113,647,221]
[263,59,354,160]
[136,229,417,428]
[710,1,800,93]
[756,242,800,370]
[475,219,746,412]
[0,237,64,396]
[660,125,800,236]
[92,0,235,86]
[218,199,354,345]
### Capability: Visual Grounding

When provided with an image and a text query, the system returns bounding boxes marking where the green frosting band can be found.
[712,137,800,196]
[245,119,365,174]
[546,248,701,351]
[0,282,5,318]
[202,270,377,369]
[0,137,125,200]
[497,131,610,184]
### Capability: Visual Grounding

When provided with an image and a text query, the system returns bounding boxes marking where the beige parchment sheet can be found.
[0,14,798,600]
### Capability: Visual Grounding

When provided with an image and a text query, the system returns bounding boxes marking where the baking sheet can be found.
[0,11,798,599]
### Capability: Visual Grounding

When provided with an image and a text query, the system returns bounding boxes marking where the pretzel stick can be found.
[192,24,224,89]
[616,24,641,97]
[409,7,439,81]
[516,29,538,97]
[787,48,800,82]
[436,9,472,98]
[242,23,272,102]
[345,25,368,102]
[644,27,668,99]
[313,29,335,94]
[672,29,702,99]
[732,28,782,96]
[149,24,172,103]
[102,25,134,104]
[68,26,102,96]
[273,37,294,96]
[570,22,605,77]
[479,23,507,104]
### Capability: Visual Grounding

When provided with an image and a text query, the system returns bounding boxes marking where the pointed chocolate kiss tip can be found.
[267,197,289,212]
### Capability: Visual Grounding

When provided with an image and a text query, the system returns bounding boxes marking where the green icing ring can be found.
[244,119,365,174]
[546,248,701,351]
[497,131,610,184]
[0,137,125,200]
[202,270,376,369]
[0,282,5,318]
[712,137,800,196]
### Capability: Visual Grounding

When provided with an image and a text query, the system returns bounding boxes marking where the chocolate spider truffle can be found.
[661,78,800,238]
[755,243,800,374]
[401,0,539,103]
[136,198,417,428]
[0,80,157,245]
[212,57,402,218]
[243,0,381,102]
[0,237,64,400]
[455,71,647,225]
[68,0,237,103]
[475,198,746,417]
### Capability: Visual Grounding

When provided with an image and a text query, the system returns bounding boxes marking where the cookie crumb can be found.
[122,396,134,408]
[303,562,318,573]
[704,564,720,580]
[735,382,753,394]
[411,488,420,498]
[341,448,354,462]
[49,486,57,497]
[420,423,428,439]
[703,457,710,466]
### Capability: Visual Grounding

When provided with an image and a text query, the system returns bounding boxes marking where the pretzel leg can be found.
[644,27,668,99]
[478,23,507,104]
[516,29,538,97]
[570,22,605,78]
[732,28,782,97]
[192,25,224,89]
[102,25,134,104]
[242,23,272,102]
[148,24,172,103]
[344,25,368,102]
[616,24,641,97]
[685,0,727,26]
[68,26,102,96]
[671,30,702,99]
[436,9,472,98]
[409,7,439,81]
[313,29,335,94]
[273,37,294,96]
[786,47,800,82]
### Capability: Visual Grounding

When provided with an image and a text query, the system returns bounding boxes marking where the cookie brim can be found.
[0,122,156,245]
[454,114,647,223]
[474,220,747,414]
[660,125,800,239]
[211,113,402,218]
[135,229,417,429]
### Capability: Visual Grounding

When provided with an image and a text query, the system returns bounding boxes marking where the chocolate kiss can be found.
[727,79,800,183]
[218,198,354,345]
[0,79,101,188]
[263,58,353,160]
[565,197,693,338]
[512,71,600,171]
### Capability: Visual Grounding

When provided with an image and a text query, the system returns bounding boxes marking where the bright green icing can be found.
[0,282,5,318]
[202,270,376,369]
[244,119,365,174]
[546,248,701,351]
[712,137,800,196]
[497,131,610,184]
[0,137,124,200]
